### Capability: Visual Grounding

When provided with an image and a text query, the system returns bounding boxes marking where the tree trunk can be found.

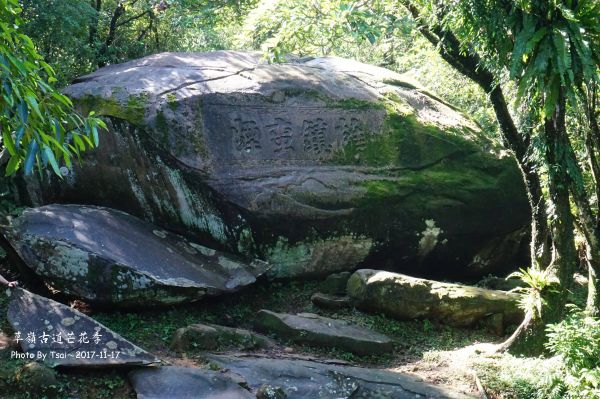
[582,88,600,314]
[494,310,534,353]
[88,0,102,48]
[586,247,599,315]
[488,87,551,269]
[98,2,126,67]
[542,93,577,311]
[507,92,577,353]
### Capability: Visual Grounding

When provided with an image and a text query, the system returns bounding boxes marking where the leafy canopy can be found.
[439,0,600,120]
[0,0,104,176]
[239,0,405,62]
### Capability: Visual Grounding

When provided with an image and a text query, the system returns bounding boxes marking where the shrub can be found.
[545,309,600,398]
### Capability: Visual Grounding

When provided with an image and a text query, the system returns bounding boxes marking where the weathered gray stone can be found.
[128,366,253,399]
[6,288,160,367]
[319,272,352,295]
[208,355,473,398]
[2,205,269,306]
[25,51,530,280]
[347,269,522,327]
[254,310,392,356]
[310,293,352,310]
[171,323,274,352]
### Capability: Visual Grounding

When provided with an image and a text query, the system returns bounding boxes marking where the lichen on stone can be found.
[418,219,442,258]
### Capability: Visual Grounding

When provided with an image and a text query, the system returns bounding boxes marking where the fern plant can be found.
[545,308,600,398]
[507,266,560,318]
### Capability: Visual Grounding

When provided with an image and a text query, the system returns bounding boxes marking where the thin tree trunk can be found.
[544,93,577,308]
[494,310,534,353]
[488,87,551,269]
[506,93,577,354]
[89,0,102,47]
[582,88,600,313]
[585,244,599,315]
[98,2,126,67]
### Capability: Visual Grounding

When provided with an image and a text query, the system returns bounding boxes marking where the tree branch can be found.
[116,9,151,28]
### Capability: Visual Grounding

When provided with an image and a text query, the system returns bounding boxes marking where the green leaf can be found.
[14,124,25,149]
[2,128,16,156]
[543,77,560,119]
[5,155,20,176]
[23,140,38,175]
[25,95,42,119]
[52,118,62,142]
[17,101,28,124]
[91,124,99,146]
[72,134,85,151]
[42,145,61,177]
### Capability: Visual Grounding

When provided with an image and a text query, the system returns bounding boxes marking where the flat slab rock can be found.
[254,310,393,356]
[129,366,253,399]
[208,355,473,399]
[310,293,352,310]
[6,288,159,367]
[171,323,275,352]
[2,204,269,306]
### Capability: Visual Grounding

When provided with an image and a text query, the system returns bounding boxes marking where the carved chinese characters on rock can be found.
[302,118,332,157]
[266,118,294,155]
[336,117,368,151]
[231,118,262,152]
[211,106,384,162]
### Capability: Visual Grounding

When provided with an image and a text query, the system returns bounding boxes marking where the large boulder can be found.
[1,204,268,306]
[347,269,522,327]
[25,51,530,279]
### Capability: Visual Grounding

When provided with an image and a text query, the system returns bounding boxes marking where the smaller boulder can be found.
[171,323,274,352]
[347,269,522,327]
[310,293,352,310]
[7,288,160,367]
[319,272,352,295]
[254,310,393,356]
[2,205,270,306]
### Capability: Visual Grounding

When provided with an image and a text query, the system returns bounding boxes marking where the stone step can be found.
[254,310,393,356]
[310,292,352,310]
[171,323,275,352]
